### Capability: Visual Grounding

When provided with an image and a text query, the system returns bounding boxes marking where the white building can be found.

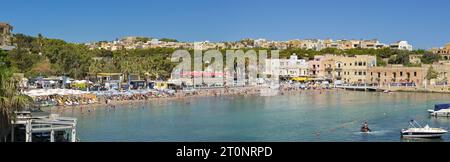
[265,54,309,78]
[254,38,267,47]
[390,41,413,51]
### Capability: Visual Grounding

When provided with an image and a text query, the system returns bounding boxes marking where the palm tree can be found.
[0,70,33,142]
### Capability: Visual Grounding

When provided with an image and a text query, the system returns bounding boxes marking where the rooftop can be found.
[0,22,12,27]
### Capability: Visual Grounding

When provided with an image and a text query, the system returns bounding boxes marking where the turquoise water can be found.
[54,91,450,142]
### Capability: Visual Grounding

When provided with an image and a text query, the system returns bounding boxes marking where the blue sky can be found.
[1,0,449,49]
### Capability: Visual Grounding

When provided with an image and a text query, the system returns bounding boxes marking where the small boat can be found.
[383,90,390,93]
[401,120,447,138]
[428,103,450,117]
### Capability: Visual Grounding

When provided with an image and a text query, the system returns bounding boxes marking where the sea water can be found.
[53,91,450,142]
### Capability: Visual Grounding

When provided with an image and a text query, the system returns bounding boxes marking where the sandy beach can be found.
[42,86,338,113]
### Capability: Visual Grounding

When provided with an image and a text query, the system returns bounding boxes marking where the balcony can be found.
[325,67,333,71]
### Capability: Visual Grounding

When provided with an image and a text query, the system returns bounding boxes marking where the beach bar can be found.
[10,111,78,142]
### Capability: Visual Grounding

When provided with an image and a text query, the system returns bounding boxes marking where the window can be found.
[400,72,403,76]
[414,72,417,77]
[363,62,366,66]
[363,72,366,75]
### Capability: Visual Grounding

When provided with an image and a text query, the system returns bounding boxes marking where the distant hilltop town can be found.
[85,36,414,51]
[3,22,449,53]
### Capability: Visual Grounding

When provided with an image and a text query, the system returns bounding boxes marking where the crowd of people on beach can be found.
[34,94,98,107]
[32,82,334,109]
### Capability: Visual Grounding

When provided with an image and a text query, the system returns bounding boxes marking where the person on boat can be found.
[361,122,371,132]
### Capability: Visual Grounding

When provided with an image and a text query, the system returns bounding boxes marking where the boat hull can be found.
[401,132,446,138]
[429,111,450,117]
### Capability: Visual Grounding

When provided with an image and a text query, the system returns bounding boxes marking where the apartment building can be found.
[367,65,425,86]
[308,54,376,83]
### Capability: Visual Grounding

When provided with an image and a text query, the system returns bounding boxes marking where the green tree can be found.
[0,50,10,68]
[425,66,438,81]
[376,56,387,66]
[135,37,151,43]
[421,52,441,64]
[52,44,92,78]
[7,47,43,73]
[388,50,410,65]
[0,69,33,142]
[159,38,178,42]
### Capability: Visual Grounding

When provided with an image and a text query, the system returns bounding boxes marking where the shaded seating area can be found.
[10,111,78,142]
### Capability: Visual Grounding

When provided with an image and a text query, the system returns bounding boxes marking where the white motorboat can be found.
[428,103,450,117]
[401,120,447,138]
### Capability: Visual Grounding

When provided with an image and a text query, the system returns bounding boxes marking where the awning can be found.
[291,77,308,82]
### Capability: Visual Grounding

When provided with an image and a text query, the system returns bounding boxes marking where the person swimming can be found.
[360,122,371,132]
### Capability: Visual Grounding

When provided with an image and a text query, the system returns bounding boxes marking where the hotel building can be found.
[367,65,426,86]
[308,54,377,84]
[265,54,309,78]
